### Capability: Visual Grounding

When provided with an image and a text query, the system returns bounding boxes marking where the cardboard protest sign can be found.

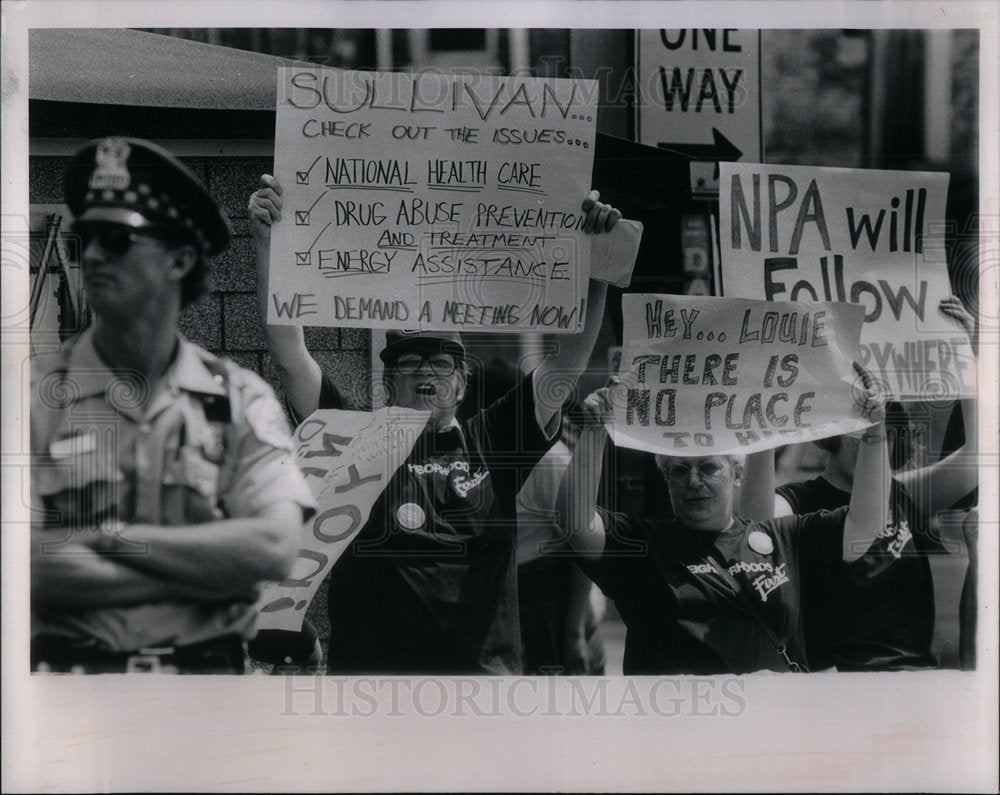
[590,218,644,288]
[267,67,598,333]
[607,294,870,456]
[254,407,428,632]
[720,163,975,400]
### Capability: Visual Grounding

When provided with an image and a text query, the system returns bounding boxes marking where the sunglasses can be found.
[393,352,459,376]
[69,221,173,259]
[664,461,729,484]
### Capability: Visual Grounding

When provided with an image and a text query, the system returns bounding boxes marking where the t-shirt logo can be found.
[886,519,913,559]
[751,562,789,602]
[406,459,489,499]
[454,469,489,498]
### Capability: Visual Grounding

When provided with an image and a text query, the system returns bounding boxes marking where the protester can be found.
[249,174,620,674]
[556,372,889,674]
[30,138,315,674]
[740,296,979,670]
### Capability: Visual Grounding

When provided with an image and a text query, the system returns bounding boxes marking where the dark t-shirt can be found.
[776,476,936,671]
[583,509,846,675]
[322,371,555,674]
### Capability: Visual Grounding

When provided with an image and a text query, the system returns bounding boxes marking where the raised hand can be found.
[582,190,622,234]
[248,175,284,241]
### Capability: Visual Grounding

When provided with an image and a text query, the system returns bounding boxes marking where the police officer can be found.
[30,138,316,674]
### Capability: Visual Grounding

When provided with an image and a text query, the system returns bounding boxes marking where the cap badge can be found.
[90,139,132,191]
[747,530,774,556]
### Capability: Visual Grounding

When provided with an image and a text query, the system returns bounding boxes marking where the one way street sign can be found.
[636,29,762,192]
[657,127,744,182]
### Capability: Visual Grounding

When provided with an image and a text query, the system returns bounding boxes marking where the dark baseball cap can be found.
[379,330,466,363]
[64,137,231,256]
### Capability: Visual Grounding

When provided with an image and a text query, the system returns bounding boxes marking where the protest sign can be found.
[607,294,870,456]
[589,218,644,288]
[720,163,975,400]
[254,406,428,632]
[267,67,598,333]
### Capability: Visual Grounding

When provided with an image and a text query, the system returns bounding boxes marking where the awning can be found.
[29,28,301,110]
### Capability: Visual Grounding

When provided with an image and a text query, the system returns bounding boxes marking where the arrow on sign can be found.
[656,127,743,163]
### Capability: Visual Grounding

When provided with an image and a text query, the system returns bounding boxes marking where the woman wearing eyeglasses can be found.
[555,378,890,675]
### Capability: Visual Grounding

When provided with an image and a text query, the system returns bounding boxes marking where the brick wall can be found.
[29,152,373,410]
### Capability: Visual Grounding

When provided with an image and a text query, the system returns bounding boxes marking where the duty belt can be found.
[31,634,247,674]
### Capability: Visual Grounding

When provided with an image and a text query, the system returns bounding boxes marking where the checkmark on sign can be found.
[295,191,327,226]
[296,156,322,186]
[294,223,332,267]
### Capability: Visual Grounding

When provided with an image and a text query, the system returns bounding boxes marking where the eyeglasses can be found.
[664,461,729,484]
[393,352,459,376]
[69,221,170,259]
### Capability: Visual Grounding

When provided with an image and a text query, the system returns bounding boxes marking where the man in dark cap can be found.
[30,139,315,674]
[249,174,620,673]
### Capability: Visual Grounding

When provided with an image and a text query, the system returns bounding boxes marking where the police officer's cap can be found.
[380,330,466,363]
[64,137,231,256]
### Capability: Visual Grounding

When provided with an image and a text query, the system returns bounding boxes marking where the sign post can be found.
[636,28,762,193]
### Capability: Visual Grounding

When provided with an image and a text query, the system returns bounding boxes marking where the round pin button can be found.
[748,530,774,555]
[396,502,426,530]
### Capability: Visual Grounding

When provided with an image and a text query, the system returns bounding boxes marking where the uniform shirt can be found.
[31,330,316,651]
[320,371,556,674]
[584,509,847,674]
[777,476,936,670]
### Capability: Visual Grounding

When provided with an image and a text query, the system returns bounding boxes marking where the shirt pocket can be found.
[35,450,126,527]
[161,445,224,524]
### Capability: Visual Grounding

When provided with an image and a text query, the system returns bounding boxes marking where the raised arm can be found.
[555,387,614,560]
[895,297,978,516]
[843,376,889,563]
[249,175,325,420]
[739,449,778,521]
[533,191,620,431]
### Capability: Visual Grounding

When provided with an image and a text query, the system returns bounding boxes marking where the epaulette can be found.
[192,352,235,425]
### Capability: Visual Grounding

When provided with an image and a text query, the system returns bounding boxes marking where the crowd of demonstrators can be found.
[30,139,315,674]
[553,372,893,674]
[29,139,979,678]
[739,297,979,672]
[247,175,620,675]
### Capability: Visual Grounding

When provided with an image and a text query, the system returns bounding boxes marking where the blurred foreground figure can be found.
[31,139,314,674]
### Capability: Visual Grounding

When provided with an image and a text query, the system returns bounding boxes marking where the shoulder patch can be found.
[244,391,293,450]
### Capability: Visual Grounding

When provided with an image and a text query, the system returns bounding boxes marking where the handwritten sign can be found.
[607,294,870,456]
[267,67,598,333]
[589,218,644,288]
[254,406,428,632]
[720,163,975,400]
